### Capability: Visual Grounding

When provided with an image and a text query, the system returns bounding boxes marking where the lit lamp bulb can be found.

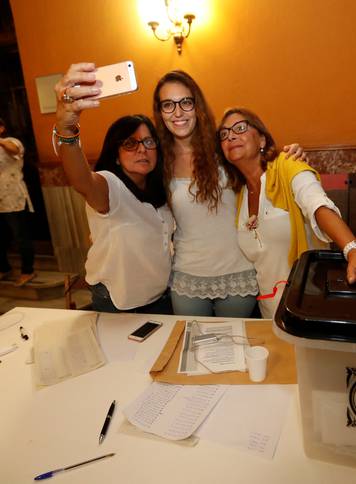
[146,0,196,55]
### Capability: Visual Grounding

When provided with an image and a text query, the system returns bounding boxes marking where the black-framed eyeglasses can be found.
[159,97,195,114]
[218,120,250,141]
[120,137,157,151]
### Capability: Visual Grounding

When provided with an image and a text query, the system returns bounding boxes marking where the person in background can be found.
[218,107,356,318]
[153,70,306,317]
[0,118,36,287]
[54,63,174,314]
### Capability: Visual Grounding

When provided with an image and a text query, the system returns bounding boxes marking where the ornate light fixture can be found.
[147,0,195,55]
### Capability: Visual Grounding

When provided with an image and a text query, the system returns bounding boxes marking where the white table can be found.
[0,307,355,484]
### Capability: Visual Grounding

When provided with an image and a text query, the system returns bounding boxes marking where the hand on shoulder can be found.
[282,143,309,162]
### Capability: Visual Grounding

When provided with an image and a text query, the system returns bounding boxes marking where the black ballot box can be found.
[273,250,356,468]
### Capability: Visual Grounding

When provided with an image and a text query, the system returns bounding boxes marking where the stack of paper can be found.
[123,381,292,459]
[33,312,106,386]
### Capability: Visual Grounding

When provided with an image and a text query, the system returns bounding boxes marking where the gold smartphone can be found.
[93,61,138,99]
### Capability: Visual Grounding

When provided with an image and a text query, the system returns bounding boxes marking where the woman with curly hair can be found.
[153,72,258,316]
[153,71,305,317]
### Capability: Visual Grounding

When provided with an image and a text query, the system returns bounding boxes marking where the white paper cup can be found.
[245,346,269,382]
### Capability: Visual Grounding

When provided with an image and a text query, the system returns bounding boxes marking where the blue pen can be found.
[34,452,115,480]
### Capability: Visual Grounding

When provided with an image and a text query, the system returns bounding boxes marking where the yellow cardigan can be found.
[236,152,320,266]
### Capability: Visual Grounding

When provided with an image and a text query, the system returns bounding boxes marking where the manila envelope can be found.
[150,320,297,385]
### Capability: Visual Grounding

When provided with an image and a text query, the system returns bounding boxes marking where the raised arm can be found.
[54,63,108,213]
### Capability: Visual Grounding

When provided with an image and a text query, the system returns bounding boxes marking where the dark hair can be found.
[153,70,221,210]
[217,107,277,193]
[94,114,166,208]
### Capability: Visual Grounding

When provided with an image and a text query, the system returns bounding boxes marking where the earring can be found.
[260,147,265,154]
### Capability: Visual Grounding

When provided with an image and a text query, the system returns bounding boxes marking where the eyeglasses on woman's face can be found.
[159,97,195,114]
[218,120,250,141]
[120,137,157,151]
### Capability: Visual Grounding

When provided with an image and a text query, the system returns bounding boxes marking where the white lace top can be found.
[169,167,258,299]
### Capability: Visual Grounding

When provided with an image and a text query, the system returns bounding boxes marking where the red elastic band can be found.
[256,280,288,300]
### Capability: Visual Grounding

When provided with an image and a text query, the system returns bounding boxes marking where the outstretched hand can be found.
[54,63,101,131]
[282,143,308,162]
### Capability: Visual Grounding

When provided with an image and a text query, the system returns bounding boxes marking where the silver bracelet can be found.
[343,240,356,261]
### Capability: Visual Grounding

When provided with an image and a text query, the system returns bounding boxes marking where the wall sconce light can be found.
[147,0,195,55]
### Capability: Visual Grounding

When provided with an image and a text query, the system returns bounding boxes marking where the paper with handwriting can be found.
[196,385,293,459]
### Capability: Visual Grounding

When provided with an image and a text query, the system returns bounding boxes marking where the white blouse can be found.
[236,171,340,319]
[85,171,174,310]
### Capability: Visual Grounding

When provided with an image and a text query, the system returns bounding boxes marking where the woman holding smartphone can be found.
[153,70,306,317]
[54,63,174,314]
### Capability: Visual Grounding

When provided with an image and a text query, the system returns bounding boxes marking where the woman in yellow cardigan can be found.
[218,107,356,318]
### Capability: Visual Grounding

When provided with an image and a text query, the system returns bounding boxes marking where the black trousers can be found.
[0,210,34,274]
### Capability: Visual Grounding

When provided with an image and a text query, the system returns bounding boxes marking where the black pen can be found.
[99,400,116,444]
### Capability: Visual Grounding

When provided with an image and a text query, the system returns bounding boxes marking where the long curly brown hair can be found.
[217,107,277,193]
[153,70,221,211]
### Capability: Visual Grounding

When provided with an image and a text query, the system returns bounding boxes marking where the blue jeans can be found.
[171,291,257,317]
[90,282,173,314]
[0,210,34,274]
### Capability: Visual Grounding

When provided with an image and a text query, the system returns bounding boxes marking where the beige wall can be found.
[10,0,356,163]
